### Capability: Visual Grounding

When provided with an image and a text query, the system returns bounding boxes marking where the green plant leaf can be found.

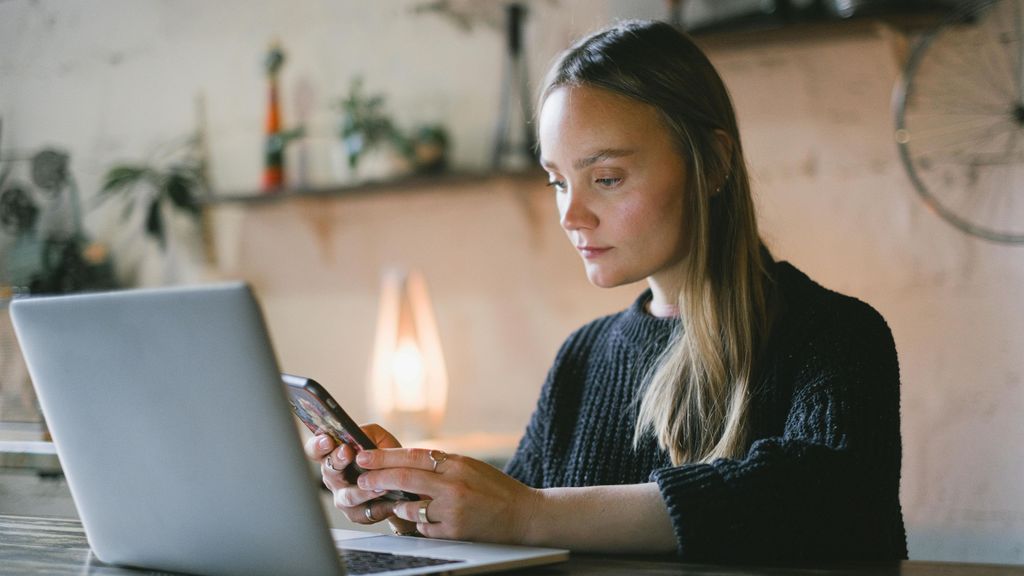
[164,171,200,217]
[120,194,137,221]
[95,165,152,210]
[99,166,149,195]
[145,199,165,249]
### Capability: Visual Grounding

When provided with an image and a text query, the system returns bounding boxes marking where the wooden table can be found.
[3,514,1024,575]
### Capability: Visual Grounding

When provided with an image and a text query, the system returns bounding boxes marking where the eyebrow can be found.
[540,148,636,171]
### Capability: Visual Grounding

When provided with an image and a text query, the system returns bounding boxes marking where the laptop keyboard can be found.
[340,548,462,574]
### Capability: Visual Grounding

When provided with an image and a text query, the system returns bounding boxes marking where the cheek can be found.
[623,192,685,250]
[617,196,676,238]
[615,205,649,239]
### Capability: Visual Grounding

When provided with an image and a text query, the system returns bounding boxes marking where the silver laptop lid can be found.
[11,283,343,576]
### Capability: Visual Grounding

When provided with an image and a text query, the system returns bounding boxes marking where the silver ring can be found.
[325,456,342,472]
[364,504,375,523]
[417,500,433,524]
[428,450,448,473]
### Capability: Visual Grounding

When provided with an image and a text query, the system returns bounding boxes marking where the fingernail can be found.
[356,452,370,465]
[318,436,332,451]
[357,476,369,489]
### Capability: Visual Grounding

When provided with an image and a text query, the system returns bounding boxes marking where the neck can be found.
[646,276,682,318]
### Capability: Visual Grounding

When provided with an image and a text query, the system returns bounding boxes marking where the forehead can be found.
[538,85,669,160]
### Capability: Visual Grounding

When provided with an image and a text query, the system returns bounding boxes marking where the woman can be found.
[305,20,907,561]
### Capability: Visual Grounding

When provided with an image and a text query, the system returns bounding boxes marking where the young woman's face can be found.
[539,85,690,290]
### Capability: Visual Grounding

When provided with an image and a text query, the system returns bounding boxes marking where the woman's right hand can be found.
[303,424,417,535]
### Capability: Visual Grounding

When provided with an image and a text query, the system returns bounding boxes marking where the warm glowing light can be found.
[391,340,427,412]
[367,269,448,439]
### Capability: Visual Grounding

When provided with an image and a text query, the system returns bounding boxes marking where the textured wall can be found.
[2,0,1022,564]
[713,33,1024,564]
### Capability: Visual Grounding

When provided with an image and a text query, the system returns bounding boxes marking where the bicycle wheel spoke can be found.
[1011,0,1024,100]
[930,27,1017,104]
[910,70,1012,115]
[905,109,1009,118]
[910,120,1018,157]
[906,114,1009,140]
[977,0,1019,100]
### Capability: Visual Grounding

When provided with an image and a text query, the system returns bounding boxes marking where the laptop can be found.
[10,283,568,576]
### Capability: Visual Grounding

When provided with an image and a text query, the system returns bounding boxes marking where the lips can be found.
[576,245,612,259]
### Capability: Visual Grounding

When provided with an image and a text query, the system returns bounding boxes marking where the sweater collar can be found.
[611,260,808,351]
[613,289,680,351]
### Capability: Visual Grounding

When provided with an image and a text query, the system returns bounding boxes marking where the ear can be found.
[710,129,734,195]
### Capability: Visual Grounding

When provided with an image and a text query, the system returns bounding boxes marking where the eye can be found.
[546,178,567,192]
[594,177,622,188]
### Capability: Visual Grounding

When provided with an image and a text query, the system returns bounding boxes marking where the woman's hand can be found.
[302,424,418,536]
[353,448,542,544]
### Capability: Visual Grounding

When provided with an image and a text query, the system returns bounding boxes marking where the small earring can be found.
[714,171,732,195]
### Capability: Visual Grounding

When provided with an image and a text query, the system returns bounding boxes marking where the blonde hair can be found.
[539,21,774,465]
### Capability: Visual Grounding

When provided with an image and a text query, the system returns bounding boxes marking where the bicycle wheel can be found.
[894,0,1024,244]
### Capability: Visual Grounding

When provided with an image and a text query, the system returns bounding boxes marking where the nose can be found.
[559,187,598,232]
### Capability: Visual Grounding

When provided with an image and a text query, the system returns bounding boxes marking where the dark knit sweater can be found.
[504,262,908,562]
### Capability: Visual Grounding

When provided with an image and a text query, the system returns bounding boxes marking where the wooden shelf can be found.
[204,169,546,206]
[692,9,951,51]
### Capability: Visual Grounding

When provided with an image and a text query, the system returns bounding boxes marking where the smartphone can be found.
[282,373,418,502]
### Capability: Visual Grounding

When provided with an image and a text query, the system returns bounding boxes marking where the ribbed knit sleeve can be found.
[503,342,562,487]
[504,317,612,487]
[650,295,907,561]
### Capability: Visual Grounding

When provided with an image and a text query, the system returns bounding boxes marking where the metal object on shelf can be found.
[491,2,537,171]
[680,0,955,34]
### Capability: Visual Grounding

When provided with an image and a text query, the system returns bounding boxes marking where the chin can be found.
[584,266,627,289]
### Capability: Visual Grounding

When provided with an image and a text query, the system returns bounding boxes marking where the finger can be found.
[356,447,454,474]
[357,468,439,499]
[321,446,350,481]
[362,423,402,449]
[415,521,440,539]
[386,517,420,537]
[333,486,392,509]
[305,434,336,460]
[321,444,363,491]
[392,499,443,527]
[322,445,356,476]
[391,499,423,524]
[338,499,392,525]
[360,499,397,524]
[339,443,356,462]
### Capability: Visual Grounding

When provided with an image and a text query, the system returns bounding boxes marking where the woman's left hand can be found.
[353,448,540,543]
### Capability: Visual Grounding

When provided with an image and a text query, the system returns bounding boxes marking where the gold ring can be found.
[364,504,375,522]
[417,500,433,524]
[428,450,448,473]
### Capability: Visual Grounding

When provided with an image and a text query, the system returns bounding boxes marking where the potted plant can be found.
[336,77,413,181]
[95,135,209,285]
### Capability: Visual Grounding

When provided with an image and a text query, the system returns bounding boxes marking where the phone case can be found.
[282,373,418,502]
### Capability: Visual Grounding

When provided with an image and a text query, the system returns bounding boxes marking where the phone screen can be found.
[283,374,376,450]
[282,373,418,502]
